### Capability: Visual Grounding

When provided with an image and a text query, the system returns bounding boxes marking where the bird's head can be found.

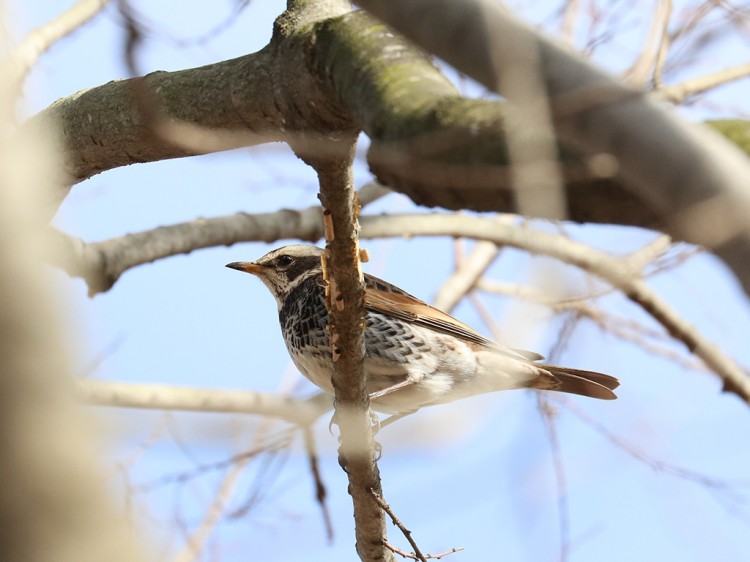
[226,245,324,307]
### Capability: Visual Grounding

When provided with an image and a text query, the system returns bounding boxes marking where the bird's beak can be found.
[226,261,264,276]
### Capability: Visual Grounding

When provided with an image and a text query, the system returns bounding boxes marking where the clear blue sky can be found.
[12,1,750,560]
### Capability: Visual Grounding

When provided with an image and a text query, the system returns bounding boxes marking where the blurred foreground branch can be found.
[78,379,332,424]
[0,74,149,562]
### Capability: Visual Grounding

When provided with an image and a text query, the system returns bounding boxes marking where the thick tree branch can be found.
[355,0,750,297]
[29,49,282,200]
[26,0,356,207]
[24,0,750,296]
[19,0,750,266]
[21,2,749,236]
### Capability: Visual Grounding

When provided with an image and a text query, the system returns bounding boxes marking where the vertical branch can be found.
[300,136,393,562]
[561,0,580,46]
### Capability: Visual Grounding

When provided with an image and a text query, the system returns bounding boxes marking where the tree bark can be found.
[304,138,395,561]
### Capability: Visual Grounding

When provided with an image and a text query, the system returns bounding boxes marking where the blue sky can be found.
[11,1,750,560]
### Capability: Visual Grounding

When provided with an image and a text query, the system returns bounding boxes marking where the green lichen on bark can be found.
[708,120,750,157]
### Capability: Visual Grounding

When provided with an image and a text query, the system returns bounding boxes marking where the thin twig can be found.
[538,394,571,562]
[134,431,295,494]
[384,542,464,560]
[476,278,707,372]
[557,395,750,516]
[433,239,502,312]
[303,426,334,542]
[172,453,250,562]
[370,489,427,562]
[540,314,583,562]
[173,366,312,562]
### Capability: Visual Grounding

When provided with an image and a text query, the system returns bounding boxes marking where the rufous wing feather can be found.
[364,273,543,361]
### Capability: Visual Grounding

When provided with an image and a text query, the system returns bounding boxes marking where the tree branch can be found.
[25,0,357,207]
[57,208,750,402]
[358,213,750,404]
[78,379,332,424]
[355,0,750,298]
[4,0,110,87]
[51,203,750,401]
[303,137,393,560]
[657,62,750,103]
[624,0,673,87]
[432,239,501,312]
[21,0,750,273]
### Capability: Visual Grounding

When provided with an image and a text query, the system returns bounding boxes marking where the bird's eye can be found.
[276,255,294,267]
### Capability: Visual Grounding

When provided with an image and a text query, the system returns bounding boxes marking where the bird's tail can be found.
[533,366,619,400]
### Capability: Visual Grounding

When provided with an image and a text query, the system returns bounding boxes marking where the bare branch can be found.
[172,455,248,562]
[303,427,334,542]
[370,490,427,562]
[4,0,109,87]
[359,213,750,404]
[134,433,294,494]
[477,278,707,371]
[625,0,673,87]
[432,239,502,312]
[651,0,674,88]
[537,396,570,562]
[657,62,750,103]
[50,182,389,296]
[55,206,748,401]
[53,206,749,400]
[561,0,580,46]
[558,395,750,506]
[171,365,318,562]
[373,488,464,560]
[78,379,333,425]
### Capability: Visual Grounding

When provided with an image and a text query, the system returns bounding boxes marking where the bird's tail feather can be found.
[534,366,619,400]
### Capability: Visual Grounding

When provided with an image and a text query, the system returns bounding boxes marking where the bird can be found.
[226,245,619,419]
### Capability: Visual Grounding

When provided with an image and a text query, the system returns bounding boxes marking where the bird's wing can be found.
[364,273,543,362]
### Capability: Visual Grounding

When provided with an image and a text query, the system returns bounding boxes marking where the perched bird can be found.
[227,245,618,418]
